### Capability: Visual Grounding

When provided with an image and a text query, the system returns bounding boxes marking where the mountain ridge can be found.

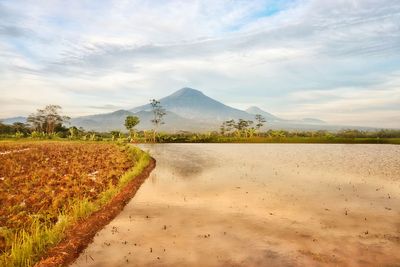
[130,87,253,121]
[3,87,364,132]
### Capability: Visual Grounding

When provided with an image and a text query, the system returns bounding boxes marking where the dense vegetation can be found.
[1,104,399,144]
[1,119,399,144]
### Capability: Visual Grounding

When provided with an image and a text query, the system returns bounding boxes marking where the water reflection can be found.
[141,144,218,180]
[72,144,400,267]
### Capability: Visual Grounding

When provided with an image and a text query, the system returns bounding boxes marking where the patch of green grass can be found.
[6,215,69,267]
[0,144,151,267]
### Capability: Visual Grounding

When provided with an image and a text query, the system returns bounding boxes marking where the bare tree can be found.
[255,114,266,135]
[150,99,166,142]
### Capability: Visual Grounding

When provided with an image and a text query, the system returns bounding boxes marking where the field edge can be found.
[0,143,156,267]
[34,151,156,267]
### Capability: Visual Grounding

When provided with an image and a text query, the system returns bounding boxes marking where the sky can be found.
[0,0,399,128]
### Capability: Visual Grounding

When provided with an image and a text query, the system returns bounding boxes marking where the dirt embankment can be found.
[35,157,156,267]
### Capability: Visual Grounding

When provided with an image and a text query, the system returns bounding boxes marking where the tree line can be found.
[0,105,70,137]
[1,102,400,141]
[124,99,166,142]
[219,114,266,137]
[0,100,168,142]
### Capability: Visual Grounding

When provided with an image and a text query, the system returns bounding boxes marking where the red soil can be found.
[35,157,156,267]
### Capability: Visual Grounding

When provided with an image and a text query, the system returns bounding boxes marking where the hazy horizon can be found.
[1,0,399,128]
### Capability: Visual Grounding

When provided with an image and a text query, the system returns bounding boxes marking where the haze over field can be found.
[70,87,335,132]
[1,0,399,128]
[3,87,383,132]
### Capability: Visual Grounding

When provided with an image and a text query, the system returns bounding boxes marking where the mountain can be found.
[0,116,27,125]
[72,87,260,132]
[70,110,133,131]
[70,109,215,132]
[245,106,326,124]
[130,87,253,121]
[245,106,282,122]
[3,87,373,132]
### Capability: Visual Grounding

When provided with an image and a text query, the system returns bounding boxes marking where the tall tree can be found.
[150,99,166,142]
[235,119,253,131]
[220,119,236,135]
[125,115,140,141]
[255,114,266,133]
[233,119,253,138]
[27,110,45,132]
[225,119,236,133]
[27,105,70,134]
[12,122,30,135]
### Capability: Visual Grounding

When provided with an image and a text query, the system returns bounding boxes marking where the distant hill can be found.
[4,87,375,132]
[70,110,133,131]
[70,109,215,132]
[245,106,326,125]
[0,116,27,125]
[75,87,333,132]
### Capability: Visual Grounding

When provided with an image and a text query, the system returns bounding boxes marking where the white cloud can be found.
[0,0,399,128]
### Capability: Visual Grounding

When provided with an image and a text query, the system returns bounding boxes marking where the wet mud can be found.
[71,144,400,267]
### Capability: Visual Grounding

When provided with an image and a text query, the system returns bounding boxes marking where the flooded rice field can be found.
[72,144,400,267]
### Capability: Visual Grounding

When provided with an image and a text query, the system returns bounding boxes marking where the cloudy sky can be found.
[0,0,399,128]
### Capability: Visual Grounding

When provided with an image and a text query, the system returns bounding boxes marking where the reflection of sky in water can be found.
[142,144,219,180]
[73,144,400,267]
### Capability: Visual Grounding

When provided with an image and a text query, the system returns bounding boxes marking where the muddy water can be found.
[72,144,400,267]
